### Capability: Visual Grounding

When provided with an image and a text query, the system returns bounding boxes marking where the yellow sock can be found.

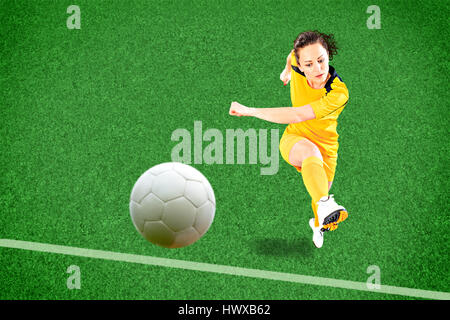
[301,156,328,227]
[311,199,319,227]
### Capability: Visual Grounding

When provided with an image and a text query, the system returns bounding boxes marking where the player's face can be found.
[297,42,330,85]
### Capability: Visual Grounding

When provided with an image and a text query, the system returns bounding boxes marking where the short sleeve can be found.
[309,79,349,120]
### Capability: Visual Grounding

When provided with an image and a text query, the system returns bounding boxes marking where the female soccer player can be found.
[229,30,349,248]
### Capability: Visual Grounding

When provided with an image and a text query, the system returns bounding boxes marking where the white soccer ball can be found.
[129,162,216,248]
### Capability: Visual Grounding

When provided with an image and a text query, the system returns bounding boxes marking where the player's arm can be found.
[285,49,294,71]
[229,101,315,124]
[280,50,294,85]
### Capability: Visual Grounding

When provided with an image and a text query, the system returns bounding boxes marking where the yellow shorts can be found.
[279,133,338,182]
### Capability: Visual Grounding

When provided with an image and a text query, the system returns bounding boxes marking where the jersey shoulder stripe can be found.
[324,65,344,93]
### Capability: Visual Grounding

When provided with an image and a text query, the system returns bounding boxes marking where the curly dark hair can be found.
[293,30,339,66]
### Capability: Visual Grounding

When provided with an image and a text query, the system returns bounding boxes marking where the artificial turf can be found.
[1,0,449,300]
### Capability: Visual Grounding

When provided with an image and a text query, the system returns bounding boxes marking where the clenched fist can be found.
[229,101,255,117]
[280,68,291,86]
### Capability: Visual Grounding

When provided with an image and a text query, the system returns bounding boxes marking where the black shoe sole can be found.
[320,209,346,232]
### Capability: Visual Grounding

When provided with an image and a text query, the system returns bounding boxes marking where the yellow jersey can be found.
[285,51,349,156]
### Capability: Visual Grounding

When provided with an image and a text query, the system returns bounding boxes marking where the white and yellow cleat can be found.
[316,194,348,232]
[309,218,324,248]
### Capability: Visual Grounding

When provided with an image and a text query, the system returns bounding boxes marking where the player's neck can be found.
[307,73,331,89]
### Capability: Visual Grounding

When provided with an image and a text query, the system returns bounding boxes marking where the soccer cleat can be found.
[316,194,348,232]
[309,218,324,248]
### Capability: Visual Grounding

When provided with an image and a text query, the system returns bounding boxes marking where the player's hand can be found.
[280,68,291,86]
[229,101,254,117]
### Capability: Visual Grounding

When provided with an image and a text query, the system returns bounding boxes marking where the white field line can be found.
[0,239,449,300]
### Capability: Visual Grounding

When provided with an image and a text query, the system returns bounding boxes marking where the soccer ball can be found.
[129,162,216,248]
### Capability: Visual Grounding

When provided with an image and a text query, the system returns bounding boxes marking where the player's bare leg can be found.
[288,138,323,167]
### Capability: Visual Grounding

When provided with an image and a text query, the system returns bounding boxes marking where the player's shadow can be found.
[254,237,313,257]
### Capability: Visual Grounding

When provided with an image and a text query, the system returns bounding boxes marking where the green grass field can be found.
[1,0,449,300]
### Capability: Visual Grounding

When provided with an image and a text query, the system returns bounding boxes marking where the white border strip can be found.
[1,239,448,300]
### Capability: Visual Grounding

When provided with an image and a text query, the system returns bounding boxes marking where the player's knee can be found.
[304,145,322,161]
[289,140,322,166]
[300,141,322,162]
